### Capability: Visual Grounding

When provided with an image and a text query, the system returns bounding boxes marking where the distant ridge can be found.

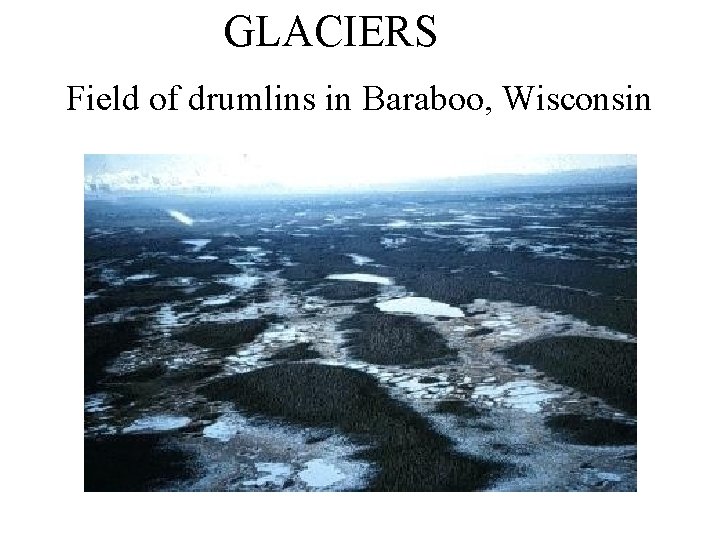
[84,165,636,197]
[363,166,636,194]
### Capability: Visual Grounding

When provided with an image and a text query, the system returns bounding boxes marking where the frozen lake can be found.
[375,296,465,318]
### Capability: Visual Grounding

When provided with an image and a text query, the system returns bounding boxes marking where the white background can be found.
[3,1,718,538]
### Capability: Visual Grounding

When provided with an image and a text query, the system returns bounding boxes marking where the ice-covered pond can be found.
[299,459,345,488]
[375,296,465,318]
[327,273,393,285]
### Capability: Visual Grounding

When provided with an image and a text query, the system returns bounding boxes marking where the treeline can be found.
[314,280,379,301]
[85,320,141,391]
[85,434,195,491]
[84,283,188,321]
[202,364,503,491]
[174,319,270,350]
[503,336,637,415]
[267,219,635,334]
[340,308,457,366]
[266,343,321,363]
[399,268,636,335]
[545,414,636,446]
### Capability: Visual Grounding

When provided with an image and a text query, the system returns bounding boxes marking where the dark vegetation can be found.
[85,434,195,491]
[84,271,105,295]
[163,363,224,383]
[192,282,236,297]
[434,400,481,417]
[174,319,270,350]
[265,343,321,363]
[125,259,240,279]
[85,321,141,391]
[341,308,457,367]
[106,363,165,383]
[193,295,266,315]
[545,414,636,446]
[281,251,635,336]
[84,284,188,320]
[503,337,637,415]
[85,278,264,321]
[260,189,636,334]
[220,292,269,310]
[105,362,224,385]
[396,267,636,335]
[202,364,503,491]
[196,283,269,311]
[87,187,635,336]
[84,187,635,491]
[315,280,379,300]
[467,328,493,337]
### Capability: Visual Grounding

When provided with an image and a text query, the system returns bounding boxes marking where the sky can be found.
[84,154,636,191]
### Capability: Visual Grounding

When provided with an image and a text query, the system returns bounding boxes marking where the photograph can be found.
[84,154,637,492]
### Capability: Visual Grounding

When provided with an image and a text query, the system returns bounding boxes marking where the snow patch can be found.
[203,412,247,442]
[348,253,374,266]
[123,415,191,433]
[243,463,293,487]
[126,273,157,281]
[471,381,559,413]
[220,275,260,290]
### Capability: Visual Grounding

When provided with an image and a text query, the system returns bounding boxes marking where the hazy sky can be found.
[85,154,636,190]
